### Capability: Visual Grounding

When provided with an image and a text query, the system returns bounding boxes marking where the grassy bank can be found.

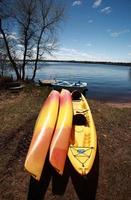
[0,85,130,200]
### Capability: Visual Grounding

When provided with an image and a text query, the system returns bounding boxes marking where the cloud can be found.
[17,44,23,48]
[49,47,94,61]
[107,29,112,33]
[93,0,102,8]
[4,32,18,40]
[72,39,78,42]
[101,7,111,14]
[110,29,130,37]
[7,33,18,40]
[128,52,131,56]
[0,32,18,41]
[88,19,93,23]
[45,46,115,62]
[45,46,130,62]
[72,1,82,6]
[86,43,92,47]
[44,47,131,62]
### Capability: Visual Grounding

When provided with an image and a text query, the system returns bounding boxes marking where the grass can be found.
[0,85,51,133]
[0,85,130,200]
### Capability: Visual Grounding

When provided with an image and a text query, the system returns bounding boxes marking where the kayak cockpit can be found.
[72,90,82,101]
[73,114,88,126]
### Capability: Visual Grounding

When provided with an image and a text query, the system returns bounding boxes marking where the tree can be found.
[0,0,21,79]
[31,0,64,80]
[0,38,7,76]
[15,0,37,80]
[0,0,65,80]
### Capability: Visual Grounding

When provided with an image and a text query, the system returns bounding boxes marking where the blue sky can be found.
[51,0,131,62]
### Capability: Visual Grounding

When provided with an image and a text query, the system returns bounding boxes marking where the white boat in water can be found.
[39,79,57,86]
[39,79,88,93]
[52,80,88,93]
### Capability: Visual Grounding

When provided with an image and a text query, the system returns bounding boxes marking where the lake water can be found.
[27,62,131,102]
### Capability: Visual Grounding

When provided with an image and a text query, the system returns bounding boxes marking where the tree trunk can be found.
[21,51,26,80]
[0,19,21,80]
[21,36,28,80]
[31,30,43,81]
[31,57,38,81]
[1,65,4,77]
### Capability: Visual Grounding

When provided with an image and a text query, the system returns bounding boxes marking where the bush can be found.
[0,75,13,88]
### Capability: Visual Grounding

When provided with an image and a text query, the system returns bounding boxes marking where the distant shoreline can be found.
[44,60,131,67]
[1,59,131,66]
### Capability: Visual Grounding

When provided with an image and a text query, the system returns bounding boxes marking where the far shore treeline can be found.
[0,59,131,66]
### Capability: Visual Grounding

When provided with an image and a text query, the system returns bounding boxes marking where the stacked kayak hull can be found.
[49,89,73,175]
[25,89,96,178]
[24,90,59,181]
[68,90,97,175]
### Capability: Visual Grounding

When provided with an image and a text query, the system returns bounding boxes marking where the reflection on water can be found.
[26,62,131,102]
[129,67,131,81]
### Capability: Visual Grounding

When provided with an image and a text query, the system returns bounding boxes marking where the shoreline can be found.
[88,97,131,108]
[5,59,131,66]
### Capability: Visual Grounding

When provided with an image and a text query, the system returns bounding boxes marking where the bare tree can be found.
[0,0,21,79]
[31,0,65,80]
[15,0,37,80]
[0,38,7,76]
[0,0,65,81]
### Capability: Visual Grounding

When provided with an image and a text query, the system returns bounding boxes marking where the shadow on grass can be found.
[27,156,70,200]
[27,154,52,200]
[27,148,99,200]
[70,147,99,200]
[51,158,70,195]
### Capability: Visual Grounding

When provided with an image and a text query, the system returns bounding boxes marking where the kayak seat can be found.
[76,109,88,114]
[73,114,88,126]
[72,90,81,100]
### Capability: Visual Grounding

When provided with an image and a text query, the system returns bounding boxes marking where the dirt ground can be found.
[0,88,130,200]
[105,102,131,108]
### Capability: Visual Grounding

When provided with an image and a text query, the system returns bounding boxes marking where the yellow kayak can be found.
[68,90,97,175]
[49,89,73,175]
[24,90,59,181]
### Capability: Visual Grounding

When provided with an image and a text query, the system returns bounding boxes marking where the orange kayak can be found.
[49,89,73,175]
[24,90,59,181]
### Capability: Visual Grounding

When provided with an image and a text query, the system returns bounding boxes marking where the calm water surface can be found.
[27,62,131,102]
